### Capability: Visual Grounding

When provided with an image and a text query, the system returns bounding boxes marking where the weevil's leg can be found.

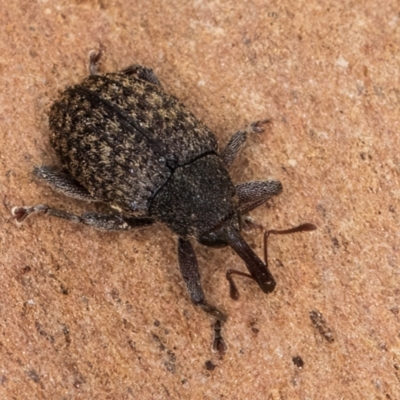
[212,319,227,355]
[220,130,247,168]
[11,204,154,231]
[236,180,283,214]
[88,43,105,76]
[220,119,270,168]
[177,238,227,322]
[34,166,98,202]
[121,65,162,86]
[226,223,317,300]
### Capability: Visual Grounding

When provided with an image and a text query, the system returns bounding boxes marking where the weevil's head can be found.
[199,217,277,294]
[150,153,276,294]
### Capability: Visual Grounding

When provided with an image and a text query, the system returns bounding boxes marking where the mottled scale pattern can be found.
[49,68,219,215]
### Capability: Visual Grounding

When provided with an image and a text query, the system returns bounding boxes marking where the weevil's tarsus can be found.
[11,204,50,223]
[88,43,105,76]
[212,320,227,356]
[221,119,271,169]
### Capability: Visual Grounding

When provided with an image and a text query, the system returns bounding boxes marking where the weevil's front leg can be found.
[177,238,227,322]
[178,238,227,353]
[236,180,282,214]
[14,165,154,229]
[11,205,154,231]
[220,119,270,168]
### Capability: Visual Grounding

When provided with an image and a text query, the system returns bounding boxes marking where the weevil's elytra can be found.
[12,49,316,350]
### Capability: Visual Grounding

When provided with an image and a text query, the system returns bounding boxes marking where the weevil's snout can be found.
[224,224,276,294]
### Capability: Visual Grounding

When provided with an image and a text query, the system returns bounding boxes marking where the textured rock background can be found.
[1,0,400,398]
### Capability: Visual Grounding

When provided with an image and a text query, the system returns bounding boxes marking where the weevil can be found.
[12,48,316,349]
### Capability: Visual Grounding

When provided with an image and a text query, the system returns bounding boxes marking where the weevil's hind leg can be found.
[236,180,283,214]
[177,238,227,322]
[11,203,154,231]
[14,166,153,230]
[121,65,162,86]
[34,166,99,202]
[220,119,270,168]
[226,223,317,300]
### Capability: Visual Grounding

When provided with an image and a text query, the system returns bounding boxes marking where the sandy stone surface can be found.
[1,0,400,399]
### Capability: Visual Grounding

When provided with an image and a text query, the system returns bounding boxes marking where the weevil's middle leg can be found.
[236,180,283,214]
[226,223,317,300]
[177,238,227,322]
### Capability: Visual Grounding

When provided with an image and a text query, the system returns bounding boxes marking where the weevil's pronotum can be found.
[12,48,316,349]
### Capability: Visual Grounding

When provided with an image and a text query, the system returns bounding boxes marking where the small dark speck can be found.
[331,237,339,248]
[164,360,176,374]
[22,266,31,274]
[292,356,304,369]
[26,369,40,383]
[60,284,69,295]
[73,373,86,388]
[205,360,216,371]
[310,310,335,343]
[251,327,259,334]
[390,306,399,315]
[154,319,160,327]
